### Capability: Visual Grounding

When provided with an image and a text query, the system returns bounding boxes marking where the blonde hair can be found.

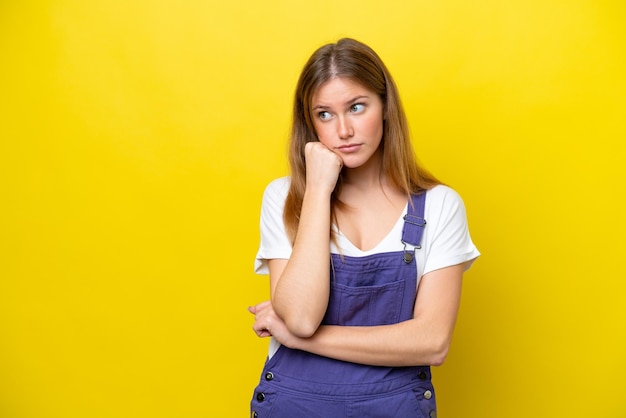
[283,38,439,243]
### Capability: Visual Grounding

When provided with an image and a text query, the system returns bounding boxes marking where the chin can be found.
[342,155,376,170]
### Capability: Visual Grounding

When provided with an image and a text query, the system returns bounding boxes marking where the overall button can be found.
[265,372,274,381]
[423,390,432,400]
[256,392,266,402]
[429,410,437,418]
[251,412,258,418]
[418,371,428,380]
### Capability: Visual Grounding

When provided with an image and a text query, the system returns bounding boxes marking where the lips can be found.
[336,144,362,153]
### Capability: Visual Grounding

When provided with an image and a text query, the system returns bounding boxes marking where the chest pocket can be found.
[322,279,406,326]
[322,252,416,327]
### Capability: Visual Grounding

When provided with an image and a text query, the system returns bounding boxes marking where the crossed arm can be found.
[249,259,465,367]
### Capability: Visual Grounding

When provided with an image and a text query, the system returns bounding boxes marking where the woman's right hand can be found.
[269,142,337,337]
[304,141,343,193]
[249,301,302,349]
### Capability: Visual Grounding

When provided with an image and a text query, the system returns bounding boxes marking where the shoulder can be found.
[264,176,290,196]
[423,184,471,231]
[425,184,465,210]
[262,176,291,201]
[260,176,291,214]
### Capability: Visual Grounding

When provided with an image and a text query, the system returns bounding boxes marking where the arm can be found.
[270,142,342,338]
[251,184,479,365]
[251,262,465,367]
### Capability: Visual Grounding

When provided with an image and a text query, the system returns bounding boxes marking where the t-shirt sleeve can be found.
[422,185,480,276]
[254,177,293,275]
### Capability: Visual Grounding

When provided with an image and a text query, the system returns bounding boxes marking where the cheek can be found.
[313,124,333,144]
[363,116,384,137]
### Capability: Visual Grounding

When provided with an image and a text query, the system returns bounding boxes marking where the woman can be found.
[248,38,480,417]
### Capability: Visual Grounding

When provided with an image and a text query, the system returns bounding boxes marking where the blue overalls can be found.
[251,193,437,418]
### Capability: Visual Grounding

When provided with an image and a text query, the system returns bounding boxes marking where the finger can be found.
[248,300,271,314]
[252,324,272,338]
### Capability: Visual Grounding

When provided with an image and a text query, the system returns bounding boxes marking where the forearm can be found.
[284,268,464,366]
[288,319,452,367]
[272,187,332,337]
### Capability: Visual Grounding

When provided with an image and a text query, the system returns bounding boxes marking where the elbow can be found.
[427,338,451,366]
[429,344,449,367]
[408,335,450,367]
[272,291,326,338]
[284,317,320,338]
[275,304,321,338]
[274,300,324,338]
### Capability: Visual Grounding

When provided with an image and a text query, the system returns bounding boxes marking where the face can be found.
[310,77,384,169]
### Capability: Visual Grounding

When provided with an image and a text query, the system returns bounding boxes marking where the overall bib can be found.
[251,193,436,418]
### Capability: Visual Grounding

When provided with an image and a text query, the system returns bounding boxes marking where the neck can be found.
[337,153,406,212]
[342,149,384,190]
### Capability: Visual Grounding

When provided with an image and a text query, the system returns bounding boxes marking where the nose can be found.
[337,116,354,139]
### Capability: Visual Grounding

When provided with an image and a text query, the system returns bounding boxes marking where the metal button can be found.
[251,412,258,418]
[418,371,427,380]
[265,371,274,381]
[424,390,432,400]
[256,392,265,402]
[430,410,437,418]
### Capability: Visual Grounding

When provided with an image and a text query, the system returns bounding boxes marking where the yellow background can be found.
[1,1,625,417]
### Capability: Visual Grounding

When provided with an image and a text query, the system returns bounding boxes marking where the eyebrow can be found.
[312,95,370,110]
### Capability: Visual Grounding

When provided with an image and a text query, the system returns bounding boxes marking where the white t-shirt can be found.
[254,177,480,357]
[255,176,480,281]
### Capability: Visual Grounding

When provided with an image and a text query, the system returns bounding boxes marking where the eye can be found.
[350,103,365,113]
[318,111,331,120]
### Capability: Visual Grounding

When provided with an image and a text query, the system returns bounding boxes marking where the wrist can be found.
[284,334,306,351]
[303,184,335,199]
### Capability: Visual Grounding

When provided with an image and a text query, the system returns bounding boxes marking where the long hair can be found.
[283,38,440,243]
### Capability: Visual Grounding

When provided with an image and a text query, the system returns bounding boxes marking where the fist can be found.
[304,141,343,191]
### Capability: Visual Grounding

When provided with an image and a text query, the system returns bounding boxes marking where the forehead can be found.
[311,77,376,104]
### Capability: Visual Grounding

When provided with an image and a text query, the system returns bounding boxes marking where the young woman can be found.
[248,38,480,418]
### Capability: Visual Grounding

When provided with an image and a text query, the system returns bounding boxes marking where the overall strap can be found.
[401,192,427,263]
